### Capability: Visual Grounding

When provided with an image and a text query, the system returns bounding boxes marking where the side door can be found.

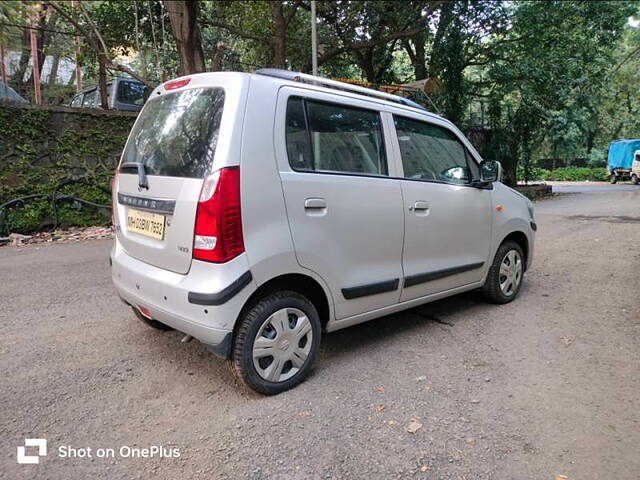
[386,111,493,302]
[275,89,404,320]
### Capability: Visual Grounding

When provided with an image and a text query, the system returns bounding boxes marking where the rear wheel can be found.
[610,174,618,184]
[233,291,321,395]
[481,241,525,304]
[132,307,174,331]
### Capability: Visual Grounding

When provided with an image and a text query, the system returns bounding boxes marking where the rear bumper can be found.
[110,240,255,357]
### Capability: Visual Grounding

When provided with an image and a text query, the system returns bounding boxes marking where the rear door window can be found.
[121,87,225,178]
[285,96,387,176]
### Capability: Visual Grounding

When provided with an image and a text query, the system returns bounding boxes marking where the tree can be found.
[203,1,304,70]
[166,0,206,75]
[481,0,634,184]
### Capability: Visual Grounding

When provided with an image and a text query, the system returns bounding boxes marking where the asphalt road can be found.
[2,187,639,480]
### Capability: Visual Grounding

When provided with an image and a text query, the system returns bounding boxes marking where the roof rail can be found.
[255,68,427,111]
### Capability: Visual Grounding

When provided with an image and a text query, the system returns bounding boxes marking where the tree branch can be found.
[202,19,272,43]
[49,1,154,88]
[284,0,302,28]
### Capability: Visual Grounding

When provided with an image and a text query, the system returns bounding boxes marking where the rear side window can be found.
[285,96,387,176]
[121,87,225,178]
[117,80,146,106]
[394,116,478,184]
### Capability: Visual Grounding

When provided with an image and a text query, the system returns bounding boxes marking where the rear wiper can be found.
[120,162,149,190]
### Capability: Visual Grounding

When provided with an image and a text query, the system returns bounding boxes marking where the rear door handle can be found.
[410,201,430,216]
[304,198,327,209]
[412,201,429,211]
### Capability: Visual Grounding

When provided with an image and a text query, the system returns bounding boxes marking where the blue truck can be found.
[608,139,640,184]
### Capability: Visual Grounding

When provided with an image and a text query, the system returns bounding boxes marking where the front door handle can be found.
[304,198,327,209]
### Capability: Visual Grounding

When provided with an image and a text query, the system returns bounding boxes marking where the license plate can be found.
[126,208,166,240]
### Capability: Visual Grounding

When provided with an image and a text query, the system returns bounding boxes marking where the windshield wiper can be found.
[120,162,149,190]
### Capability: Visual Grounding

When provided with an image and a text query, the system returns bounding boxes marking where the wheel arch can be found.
[235,273,331,337]
[500,231,529,270]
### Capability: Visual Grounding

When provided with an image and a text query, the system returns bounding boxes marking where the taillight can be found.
[111,169,119,226]
[193,167,244,263]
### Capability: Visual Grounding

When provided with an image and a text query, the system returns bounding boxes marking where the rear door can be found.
[387,111,492,302]
[114,82,232,274]
[276,89,404,320]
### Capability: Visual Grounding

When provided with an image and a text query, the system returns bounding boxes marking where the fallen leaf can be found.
[555,476,569,480]
[407,417,423,434]
[375,404,386,414]
[416,376,427,382]
[562,336,574,347]
[386,420,396,427]
[374,385,385,392]
[420,465,430,472]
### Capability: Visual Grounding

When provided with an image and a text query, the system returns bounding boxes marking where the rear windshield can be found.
[121,87,225,178]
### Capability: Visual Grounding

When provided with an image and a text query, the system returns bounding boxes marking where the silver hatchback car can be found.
[111,70,535,394]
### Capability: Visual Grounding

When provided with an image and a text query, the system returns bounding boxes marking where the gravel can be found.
[1,185,639,479]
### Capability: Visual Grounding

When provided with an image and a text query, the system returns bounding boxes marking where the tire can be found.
[481,241,525,304]
[132,307,174,331]
[610,174,618,184]
[632,175,639,185]
[232,291,321,395]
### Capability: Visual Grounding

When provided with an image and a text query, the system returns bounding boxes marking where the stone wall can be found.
[0,102,136,233]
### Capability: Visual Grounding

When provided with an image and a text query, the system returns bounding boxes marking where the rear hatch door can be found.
[114,85,226,274]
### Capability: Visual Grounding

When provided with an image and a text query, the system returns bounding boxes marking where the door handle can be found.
[409,201,430,216]
[304,198,327,209]
[412,201,429,211]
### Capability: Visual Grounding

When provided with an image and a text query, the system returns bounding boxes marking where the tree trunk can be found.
[98,54,109,109]
[48,53,60,84]
[67,67,76,86]
[12,28,31,87]
[211,42,225,71]
[404,31,427,80]
[166,0,206,75]
[27,7,56,87]
[271,2,287,69]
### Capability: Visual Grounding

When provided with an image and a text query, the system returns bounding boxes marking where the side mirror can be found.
[480,160,502,183]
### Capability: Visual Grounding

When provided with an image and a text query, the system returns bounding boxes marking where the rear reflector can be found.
[193,167,244,263]
[137,306,152,319]
[164,78,191,90]
[111,169,119,226]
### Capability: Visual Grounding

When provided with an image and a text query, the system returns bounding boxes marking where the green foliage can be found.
[0,105,134,235]
[517,166,608,182]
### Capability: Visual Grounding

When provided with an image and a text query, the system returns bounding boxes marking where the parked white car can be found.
[110,70,535,394]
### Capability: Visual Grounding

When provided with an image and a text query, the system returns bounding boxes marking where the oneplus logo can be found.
[17,438,47,464]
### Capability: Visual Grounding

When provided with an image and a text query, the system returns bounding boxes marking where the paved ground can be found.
[1,186,639,480]
[548,180,640,193]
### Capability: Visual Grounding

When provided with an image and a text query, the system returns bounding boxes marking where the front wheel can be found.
[632,175,639,185]
[232,291,321,395]
[481,241,525,304]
